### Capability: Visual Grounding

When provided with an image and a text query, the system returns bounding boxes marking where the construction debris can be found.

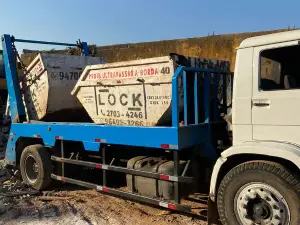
[39,196,72,201]
[0,116,10,158]
[0,164,39,201]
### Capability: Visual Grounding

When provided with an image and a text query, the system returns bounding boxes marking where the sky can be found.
[0,0,299,50]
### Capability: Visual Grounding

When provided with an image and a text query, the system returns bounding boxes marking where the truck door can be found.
[251,41,300,143]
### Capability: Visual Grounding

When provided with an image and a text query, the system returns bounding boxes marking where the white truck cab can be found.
[234,30,300,145]
[210,30,300,225]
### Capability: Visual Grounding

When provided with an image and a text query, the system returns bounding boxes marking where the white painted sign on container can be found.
[74,57,174,126]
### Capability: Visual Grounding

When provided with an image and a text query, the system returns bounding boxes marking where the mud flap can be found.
[207,198,219,225]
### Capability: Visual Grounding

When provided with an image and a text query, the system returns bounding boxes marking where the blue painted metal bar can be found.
[171,67,227,127]
[172,67,225,77]
[178,124,209,147]
[5,122,211,164]
[171,67,182,127]
[213,73,219,121]
[183,71,187,125]
[204,72,211,123]
[194,72,198,124]
[1,35,26,122]
[222,73,227,114]
[81,42,89,56]
[14,38,78,47]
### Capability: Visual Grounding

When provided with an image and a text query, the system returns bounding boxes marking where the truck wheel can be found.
[217,161,300,225]
[20,144,53,190]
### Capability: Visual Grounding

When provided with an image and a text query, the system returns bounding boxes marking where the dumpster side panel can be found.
[75,57,175,126]
[44,54,106,113]
[22,55,49,120]
[22,54,104,121]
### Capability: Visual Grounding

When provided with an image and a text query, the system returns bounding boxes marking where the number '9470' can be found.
[59,72,81,80]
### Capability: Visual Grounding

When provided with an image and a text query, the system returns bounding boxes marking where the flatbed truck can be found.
[2,30,300,225]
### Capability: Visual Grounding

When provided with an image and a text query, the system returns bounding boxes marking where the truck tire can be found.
[20,144,53,190]
[217,161,300,225]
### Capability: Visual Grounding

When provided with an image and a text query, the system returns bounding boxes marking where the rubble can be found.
[0,165,39,205]
[39,196,72,201]
[0,165,209,224]
[0,115,10,158]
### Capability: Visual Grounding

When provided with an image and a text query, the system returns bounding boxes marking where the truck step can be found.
[51,174,191,212]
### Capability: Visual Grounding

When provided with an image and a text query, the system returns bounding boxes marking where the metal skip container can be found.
[21,53,105,121]
[72,54,230,126]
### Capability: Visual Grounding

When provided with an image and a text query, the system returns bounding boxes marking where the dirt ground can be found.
[0,183,211,225]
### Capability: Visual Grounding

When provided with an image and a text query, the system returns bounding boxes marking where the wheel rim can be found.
[234,182,290,225]
[24,155,39,184]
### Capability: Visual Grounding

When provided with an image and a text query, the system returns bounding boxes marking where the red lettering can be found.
[86,67,161,80]
[151,68,154,75]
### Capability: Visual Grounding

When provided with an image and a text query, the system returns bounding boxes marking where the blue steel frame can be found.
[1,34,230,165]
[1,34,89,123]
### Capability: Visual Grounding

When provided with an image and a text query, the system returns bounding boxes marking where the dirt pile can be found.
[0,165,210,225]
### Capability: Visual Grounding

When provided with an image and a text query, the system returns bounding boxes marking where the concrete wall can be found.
[20,29,290,73]
[7,29,285,90]
[20,29,289,73]
[0,29,286,90]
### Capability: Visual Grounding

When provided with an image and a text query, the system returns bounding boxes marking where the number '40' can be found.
[161,67,170,74]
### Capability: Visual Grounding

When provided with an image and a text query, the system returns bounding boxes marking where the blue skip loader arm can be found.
[1,34,89,123]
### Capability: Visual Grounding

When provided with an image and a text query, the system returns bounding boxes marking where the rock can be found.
[1,127,9,133]
[0,160,5,168]
[0,175,10,184]
[2,180,10,185]
[0,170,6,176]
[2,117,11,125]
[13,170,21,179]
[0,202,6,214]
[0,153,5,160]
[0,185,9,192]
